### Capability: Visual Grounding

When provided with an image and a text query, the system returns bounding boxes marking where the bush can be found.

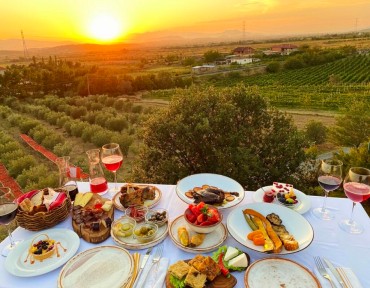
[266,62,280,73]
[132,85,306,189]
[304,120,327,144]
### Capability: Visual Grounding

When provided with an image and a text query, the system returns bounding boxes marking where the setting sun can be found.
[87,13,123,42]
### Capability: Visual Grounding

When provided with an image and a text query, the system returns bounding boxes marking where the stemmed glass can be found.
[101,143,123,195]
[339,167,370,234]
[313,159,343,220]
[0,187,21,256]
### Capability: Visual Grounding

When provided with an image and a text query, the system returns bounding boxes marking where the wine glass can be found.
[312,159,343,220]
[339,167,370,234]
[101,143,123,195]
[0,187,21,256]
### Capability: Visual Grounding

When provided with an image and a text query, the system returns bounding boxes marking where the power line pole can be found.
[21,30,30,60]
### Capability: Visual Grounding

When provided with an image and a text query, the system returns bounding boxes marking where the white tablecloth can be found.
[1,183,370,288]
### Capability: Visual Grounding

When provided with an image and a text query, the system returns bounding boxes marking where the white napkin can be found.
[314,267,363,288]
[135,257,169,288]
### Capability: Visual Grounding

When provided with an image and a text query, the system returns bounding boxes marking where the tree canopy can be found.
[133,85,307,189]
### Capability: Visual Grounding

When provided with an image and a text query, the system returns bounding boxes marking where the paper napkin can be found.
[134,257,169,288]
[314,267,363,288]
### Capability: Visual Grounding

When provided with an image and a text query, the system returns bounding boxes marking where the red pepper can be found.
[218,252,229,276]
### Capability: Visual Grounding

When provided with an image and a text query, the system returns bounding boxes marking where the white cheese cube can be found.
[228,253,249,267]
[224,246,239,261]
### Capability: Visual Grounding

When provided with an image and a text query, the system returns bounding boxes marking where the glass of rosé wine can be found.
[312,159,343,220]
[0,187,22,256]
[339,167,370,234]
[101,143,123,194]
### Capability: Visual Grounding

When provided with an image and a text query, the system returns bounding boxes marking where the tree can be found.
[266,61,281,73]
[203,50,223,63]
[330,100,370,147]
[132,85,307,189]
[304,120,327,144]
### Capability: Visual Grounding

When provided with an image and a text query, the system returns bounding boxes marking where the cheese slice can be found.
[224,246,239,261]
[80,193,93,207]
[74,193,84,206]
[228,253,249,268]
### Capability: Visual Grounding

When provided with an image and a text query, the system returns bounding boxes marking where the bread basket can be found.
[16,188,71,231]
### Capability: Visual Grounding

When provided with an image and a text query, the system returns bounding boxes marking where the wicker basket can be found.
[16,189,71,231]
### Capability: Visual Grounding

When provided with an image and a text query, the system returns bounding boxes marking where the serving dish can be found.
[112,184,162,212]
[111,215,168,250]
[227,202,314,254]
[244,258,321,288]
[169,215,227,253]
[176,173,245,209]
[58,246,134,288]
[253,186,311,214]
[5,228,80,277]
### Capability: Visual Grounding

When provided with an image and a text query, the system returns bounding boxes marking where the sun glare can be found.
[88,14,123,42]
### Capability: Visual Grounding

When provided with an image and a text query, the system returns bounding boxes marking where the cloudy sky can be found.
[1,0,369,44]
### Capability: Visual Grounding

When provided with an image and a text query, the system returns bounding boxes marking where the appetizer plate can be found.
[176,173,245,209]
[112,184,162,212]
[169,215,227,253]
[244,258,321,288]
[111,216,169,250]
[5,228,80,277]
[58,246,134,288]
[227,202,314,254]
[253,186,311,214]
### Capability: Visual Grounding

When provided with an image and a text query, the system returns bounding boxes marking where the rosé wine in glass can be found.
[102,155,123,172]
[90,177,108,194]
[101,143,123,194]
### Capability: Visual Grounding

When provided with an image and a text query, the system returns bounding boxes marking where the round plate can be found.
[227,202,314,254]
[112,185,162,212]
[169,215,227,253]
[111,216,169,250]
[253,186,311,214]
[244,258,321,288]
[176,173,245,209]
[5,228,80,277]
[58,246,134,288]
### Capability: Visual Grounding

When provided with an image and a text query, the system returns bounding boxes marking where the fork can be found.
[141,243,164,285]
[314,256,337,288]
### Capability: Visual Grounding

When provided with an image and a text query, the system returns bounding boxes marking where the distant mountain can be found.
[0,38,76,51]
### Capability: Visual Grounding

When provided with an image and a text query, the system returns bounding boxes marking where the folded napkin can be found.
[125,253,141,288]
[134,257,169,288]
[314,267,363,288]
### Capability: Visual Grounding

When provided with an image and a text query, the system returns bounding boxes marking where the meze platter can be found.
[176,173,245,209]
[112,183,162,212]
[5,228,80,277]
[227,202,314,254]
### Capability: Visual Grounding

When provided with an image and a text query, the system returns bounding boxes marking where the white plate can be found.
[227,202,314,254]
[58,246,134,288]
[5,228,80,277]
[112,184,162,212]
[244,258,321,288]
[111,216,168,250]
[169,215,227,253]
[176,173,245,209]
[253,186,312,214]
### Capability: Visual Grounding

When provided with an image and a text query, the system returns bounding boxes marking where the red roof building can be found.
[270,44,298,55]
[233,47,255,56]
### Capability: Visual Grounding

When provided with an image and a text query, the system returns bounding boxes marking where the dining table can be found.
[1,182,369,288]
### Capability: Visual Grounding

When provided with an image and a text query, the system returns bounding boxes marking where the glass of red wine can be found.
[0,187,21,256]
[339,167,370,234]
[313,159,343,220]
[101,143,123,195]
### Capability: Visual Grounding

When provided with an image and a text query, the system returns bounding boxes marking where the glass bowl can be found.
[133,222,158,243]
[112,216,136,238]
[145,208,168,227]
[125,205,148,222]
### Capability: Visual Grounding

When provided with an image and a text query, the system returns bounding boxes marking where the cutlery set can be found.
[314,256,348,288]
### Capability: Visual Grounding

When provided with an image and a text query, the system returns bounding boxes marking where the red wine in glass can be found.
[90,177,108,194]
[102,155,123,172]
[318,175,342,191]
[0,203,18,225]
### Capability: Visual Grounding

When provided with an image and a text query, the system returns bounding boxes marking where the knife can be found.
[323,258,346,288]
[132,247,153,288]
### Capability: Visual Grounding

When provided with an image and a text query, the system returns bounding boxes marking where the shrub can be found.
[304,120,327,144]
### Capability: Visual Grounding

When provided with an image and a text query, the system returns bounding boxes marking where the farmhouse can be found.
[229,58,253,65]
[233,47,255,56]
[270,44,298,55]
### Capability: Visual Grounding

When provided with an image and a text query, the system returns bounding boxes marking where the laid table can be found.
[1,182,370,288]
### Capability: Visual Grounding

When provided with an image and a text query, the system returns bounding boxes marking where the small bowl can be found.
[145,208,168,227]
[133,222,158,243]
[125,205,148,222]
[184,206,223,234]
[112,216,136,238]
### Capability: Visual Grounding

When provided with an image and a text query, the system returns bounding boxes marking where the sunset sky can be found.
[1,0,370,46]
